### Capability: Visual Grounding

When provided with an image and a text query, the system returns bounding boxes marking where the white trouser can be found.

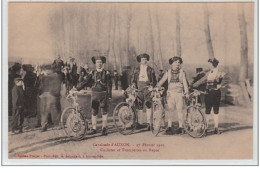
[166,91,184,128]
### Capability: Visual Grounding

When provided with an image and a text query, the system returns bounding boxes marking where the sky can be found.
[8,2,254,67]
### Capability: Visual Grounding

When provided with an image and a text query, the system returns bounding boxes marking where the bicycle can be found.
[113,85,165,136]
[150,86,165,136]
[60,90,89,140]
[112,85,141,135]
[183,89,208,138]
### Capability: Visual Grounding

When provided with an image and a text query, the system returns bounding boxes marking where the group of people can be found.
[9,52,226,136]
[8,55,121,134]
[73,53,225,136]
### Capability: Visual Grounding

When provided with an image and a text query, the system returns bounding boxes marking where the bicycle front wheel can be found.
[61,107,87,140]
[113,102,136,135]
[151,103,163,136]
[183,106,207,138]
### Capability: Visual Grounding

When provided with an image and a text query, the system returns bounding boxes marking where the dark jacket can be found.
[39,73,62,97]
[131,66,157,88]
[12,85,24,109]
[76,69,112,98]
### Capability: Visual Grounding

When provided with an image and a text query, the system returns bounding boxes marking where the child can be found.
[11,78,25,134]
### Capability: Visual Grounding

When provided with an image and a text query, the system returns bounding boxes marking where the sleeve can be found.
[12,87,19,107]
[106,72,112,98]
[130,68,137,87]
[157,71,168,87]
[76,73,93,91]
[152,69,157,87]
[192,73,208,88]
[182,70,189,94]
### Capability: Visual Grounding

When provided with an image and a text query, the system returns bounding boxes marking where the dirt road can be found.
[8,90,253,160]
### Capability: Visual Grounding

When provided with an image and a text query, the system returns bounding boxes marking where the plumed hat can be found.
[136,53,150,62]
[208,58,219,67]
[91,56,106,64]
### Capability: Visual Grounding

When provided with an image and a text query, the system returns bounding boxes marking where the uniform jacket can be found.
[12,85,24,109]
[131,66,157,88]
[76,69,112,98]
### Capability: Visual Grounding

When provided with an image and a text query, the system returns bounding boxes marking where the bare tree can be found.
[203,4,215,60]
[176,4,182,57]
[156,6,163,69]
[112,5,117,70]
[95,6,100,56]
[148,5,155,68]
[238,5,250,104]
[125,4,132,66]
[117,5,123,73]
[107,5,113,68]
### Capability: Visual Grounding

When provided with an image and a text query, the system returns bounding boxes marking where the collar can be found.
[171,68,180,74]
[96,68,103,72]
[140,64,148,68]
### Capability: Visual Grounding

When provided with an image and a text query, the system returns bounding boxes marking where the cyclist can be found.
[131,53,157,130]
[157,56,189,135]
[193,58,226,134]
[75,56,112,136]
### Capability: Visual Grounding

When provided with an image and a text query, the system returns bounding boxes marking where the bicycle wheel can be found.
[113,102,136,135]
[61,107,87,140]
[183,106,207,138]
[151,103,163,136]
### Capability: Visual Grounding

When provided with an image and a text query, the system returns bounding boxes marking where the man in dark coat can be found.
[39,64,62,132]
[52,55,65,73]
[11,78,25,133]
[76,56,112,135]
[131,53,157,130]
[113,70,119,90]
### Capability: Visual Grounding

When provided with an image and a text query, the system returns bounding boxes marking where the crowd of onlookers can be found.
[8,56,123,134]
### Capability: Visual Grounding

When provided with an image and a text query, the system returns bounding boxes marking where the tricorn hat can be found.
[136,53,150,62]
[169,56,183,65]
[91,56,106,64]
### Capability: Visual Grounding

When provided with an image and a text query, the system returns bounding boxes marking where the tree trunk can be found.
[176,5,182,57]
[203,4,215,60]
[117,5,122,74]
[156,6,163,69]
[125,4,132,66]
[107,5,113,69]
[95,7,100,56]
[148,5,155,68]
[112,5,117,70]
[238,5,250,104]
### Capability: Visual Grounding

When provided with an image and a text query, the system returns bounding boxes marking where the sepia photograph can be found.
[2,0,258,165]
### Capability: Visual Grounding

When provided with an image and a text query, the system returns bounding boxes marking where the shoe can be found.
[178,128,185,135]
[146,124,151,131]
[214,128,221,135]
[102,128,107,136]
[164,127,172,135]
[41,126,47,132]
[18,128,23,134]
[11,127,16,133]
[135,123,143,129]
[89,129,97,135]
